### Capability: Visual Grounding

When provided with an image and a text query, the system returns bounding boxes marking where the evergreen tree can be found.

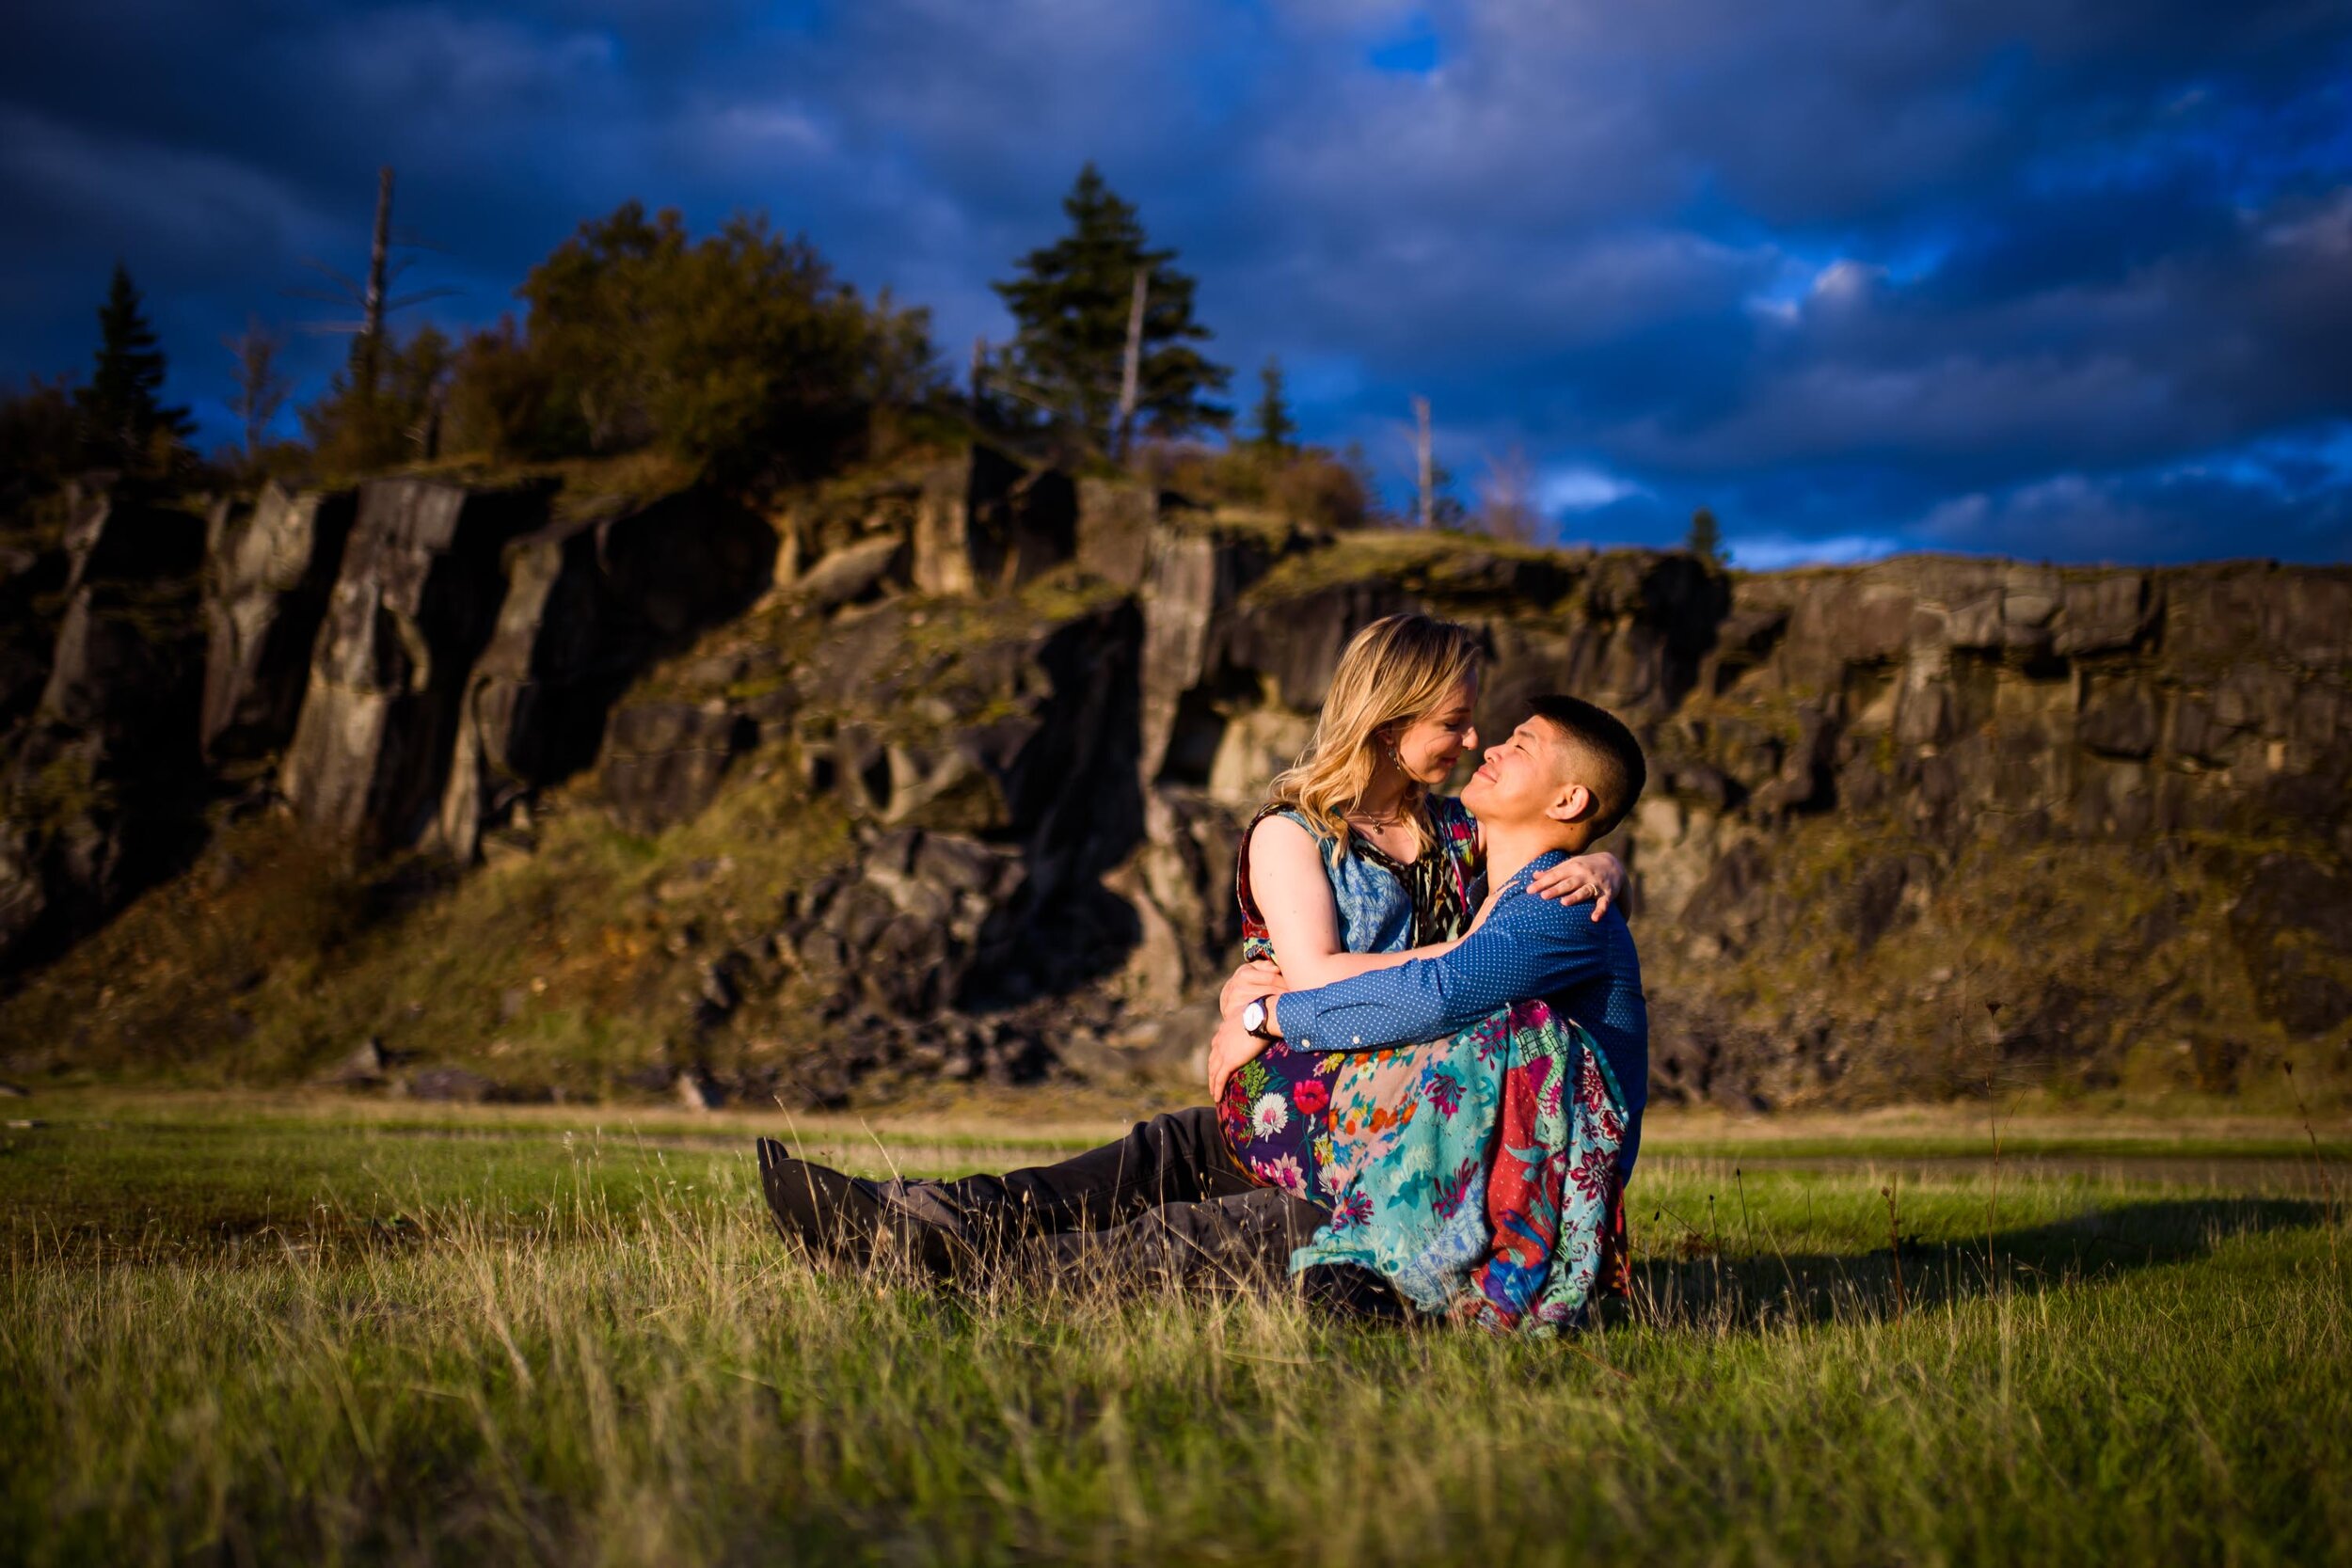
[1687,504,1726,565]
[76,262,192,471]
[1250,356,1297,455]
[992,165,1229,450]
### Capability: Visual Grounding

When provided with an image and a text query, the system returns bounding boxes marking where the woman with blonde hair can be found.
[1214,611,1621,1205]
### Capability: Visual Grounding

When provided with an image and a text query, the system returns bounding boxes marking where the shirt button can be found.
[1301,1037,1311,1046]
[1352,1035,1361,1044]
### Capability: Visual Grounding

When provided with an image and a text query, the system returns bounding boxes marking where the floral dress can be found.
[1216,809,1631,1335]
[1216,798,1481,1207]
[1287,859,1631,1334]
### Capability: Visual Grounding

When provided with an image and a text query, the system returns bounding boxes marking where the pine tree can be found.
[1687,505,1726,566]
[1250,356,1297,455]
[77,262,192,471]
[992,164,1229,450]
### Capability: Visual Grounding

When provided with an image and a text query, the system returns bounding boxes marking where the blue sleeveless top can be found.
[1235,795,1481,958]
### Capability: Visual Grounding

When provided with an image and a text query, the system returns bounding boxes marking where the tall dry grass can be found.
[4,1122,2347,1565]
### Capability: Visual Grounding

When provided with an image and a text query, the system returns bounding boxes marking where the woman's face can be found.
[1388,676,1479,786]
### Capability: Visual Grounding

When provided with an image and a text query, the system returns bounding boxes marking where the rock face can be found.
[278,478,550,855]
[1135,528,1279,784]
[1625,560,2349,1101]
[769,828,1034,1096]
[1708,560,2345,848]
[610,578,1150,1101]
[2229,854,2352,1038]
[913,444,1077,594]
[789,535,904,612]
[2,442,2344,1113]
[436,490,773,860]
[0,484,210,967]
[0,536,68,738]
[1074,476,1159,590]
[200,483,358,763]
[599,700,764,835]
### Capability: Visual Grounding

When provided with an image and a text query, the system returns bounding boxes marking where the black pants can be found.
[932,1106,1405,1317]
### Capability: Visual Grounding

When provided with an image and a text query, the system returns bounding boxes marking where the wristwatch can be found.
[1242,995,1279,1040]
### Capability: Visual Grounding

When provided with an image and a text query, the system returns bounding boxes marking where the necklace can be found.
[1350,759,1419,832]
[1346,799,1412,831]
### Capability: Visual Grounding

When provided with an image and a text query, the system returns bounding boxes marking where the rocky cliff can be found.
[0,448,2344,1110]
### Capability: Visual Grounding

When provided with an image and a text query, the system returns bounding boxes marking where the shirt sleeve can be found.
[1275,892,1615,1053]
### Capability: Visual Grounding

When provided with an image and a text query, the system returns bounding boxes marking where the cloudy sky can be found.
[5,0,2349,563]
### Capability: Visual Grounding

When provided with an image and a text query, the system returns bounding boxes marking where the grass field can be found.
[2,1092,2347,1566]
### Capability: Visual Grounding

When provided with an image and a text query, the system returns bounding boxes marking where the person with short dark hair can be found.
[1520,692,1647,839]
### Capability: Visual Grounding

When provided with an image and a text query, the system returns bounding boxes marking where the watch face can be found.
[1243,999,1265,1033]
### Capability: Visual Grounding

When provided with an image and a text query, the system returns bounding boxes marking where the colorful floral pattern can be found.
[1216,800,1631,1333]
[1216,799,1480,1206]
[1291,997,1629,1334]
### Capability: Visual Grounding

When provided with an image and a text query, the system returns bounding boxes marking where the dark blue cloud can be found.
[2,0,2347,563]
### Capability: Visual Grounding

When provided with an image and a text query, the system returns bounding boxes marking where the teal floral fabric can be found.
[1287,985,1629,1334]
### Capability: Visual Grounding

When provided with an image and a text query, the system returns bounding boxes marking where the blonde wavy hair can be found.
[1265,612,1484,858]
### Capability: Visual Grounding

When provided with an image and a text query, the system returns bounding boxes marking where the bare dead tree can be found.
[360,165,391,390]
[1411,395,1434,530]
[1116,268,1148,458]
[287,165,457,388]
[970,334,989,404]
[221,316,291,460]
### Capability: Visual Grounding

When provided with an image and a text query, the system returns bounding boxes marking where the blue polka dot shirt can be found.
[1273,849,1651,1177]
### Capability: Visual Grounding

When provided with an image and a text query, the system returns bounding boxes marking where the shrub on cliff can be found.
[0,376,82,515]
[493,201,939,483]
[439,317,562,465]
[300,325,457,478]
[1141,440,1376,531]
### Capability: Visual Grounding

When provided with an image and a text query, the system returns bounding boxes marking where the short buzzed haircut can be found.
[1526,694,1646,838]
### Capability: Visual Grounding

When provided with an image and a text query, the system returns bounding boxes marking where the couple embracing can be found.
[760,613,1649,1334]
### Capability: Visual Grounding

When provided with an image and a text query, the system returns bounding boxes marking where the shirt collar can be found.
[1488,848,1570,907]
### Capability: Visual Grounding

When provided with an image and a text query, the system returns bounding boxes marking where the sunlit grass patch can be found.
[1,1101,2346,1565]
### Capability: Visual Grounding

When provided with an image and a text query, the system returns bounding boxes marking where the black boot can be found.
[755,1141,964,1278]
[755,1138,798,1246]
[757,1142,889,1268]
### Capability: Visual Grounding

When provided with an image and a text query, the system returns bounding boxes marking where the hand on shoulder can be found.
[1524,850,1627,921]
